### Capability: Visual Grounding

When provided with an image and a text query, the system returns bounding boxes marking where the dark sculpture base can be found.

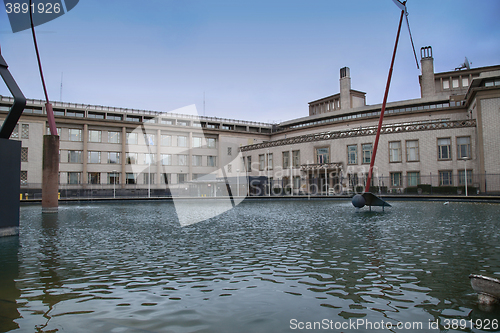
[0,138,21,237]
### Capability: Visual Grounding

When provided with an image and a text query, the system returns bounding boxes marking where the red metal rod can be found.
[364,8,405,193]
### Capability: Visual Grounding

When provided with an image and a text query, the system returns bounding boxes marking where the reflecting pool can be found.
[1,200,500,332]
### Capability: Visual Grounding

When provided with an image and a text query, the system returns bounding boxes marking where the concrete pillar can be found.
[340,67,351,110]
[42,135,59,213]
[0,138,21,236]
[82,124,88,188]
[121,126,126,188]
[420,46,435,98]
[156,129,161,186]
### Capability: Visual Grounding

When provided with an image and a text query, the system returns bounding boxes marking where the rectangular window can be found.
[390,172,402,187]
[20,170,27,185]
[316,147,329,164]
[292,150,300,167]
[207,138,216,149]
[247,156,252,171]
[108,152,120,164]
[161,154,172,165]
[293,176,300,189]
[68,150,82,163]
[208,156,216,167]
[178,173,187,184]
[443,80,450,89]
[268,153,273,170]
[126,173,136,185]
[21,124,29,139]
[406,140,419,162]
[192,137,202,148]
[88,151,101,164]
[227,164,232,173]
[108,172,120,185]
[178,154,188,166]
[69,128,82,141]
[162,119,174,125]
[11,124,19,138]
[178,121,189,126]
[227,147,232,156]
[144,153,155,164]
[143,173,155,185]
[88,172,101,184]
[67,172,81,184]
[126,153,138,164]
[347,145,357,165]
[21,147,28,162]
[161,134,172,146]
[177,136,187,147]
[458,170,472,185]
[162,173,171,184]
[439,170,453,186]
[362,144,372,164]
[193,155,202,166]
[407,171,420,187]
[282,151,290,168]
[126,132,137,145]
[452,78,459,88]
[457,136,471,159]
[108,131,121,143]
[438,138,451,160]
[462,77,469,87]
[88,130,101,142]
[145,134,155,146]
[389,141,402,162]
[259,154,265,171]
[46,127,62,136]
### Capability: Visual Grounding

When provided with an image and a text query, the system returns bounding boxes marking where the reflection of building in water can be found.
[0,237,21,331]
[1,46,500,196]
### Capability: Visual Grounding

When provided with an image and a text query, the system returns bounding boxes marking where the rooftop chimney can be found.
[420,46,435,98]
[340,67,351,109]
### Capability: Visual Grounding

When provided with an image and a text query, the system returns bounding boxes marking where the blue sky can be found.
[1,0,499,123]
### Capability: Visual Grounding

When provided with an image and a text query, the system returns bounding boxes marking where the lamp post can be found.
[463,158,468,197]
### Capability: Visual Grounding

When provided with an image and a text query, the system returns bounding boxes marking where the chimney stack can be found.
[340,67,351,109]
[420,46,435,98]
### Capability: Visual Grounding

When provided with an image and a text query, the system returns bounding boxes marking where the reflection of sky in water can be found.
[3,200,500,332]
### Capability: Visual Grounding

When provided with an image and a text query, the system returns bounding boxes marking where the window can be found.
[108,152,120,164]
[126,153,138,164]
[207,138,216,149]
[177,136,187,147]
[108,172,120,185]
[462,77,469,87]
[143,173,155,185]
[107,114,122,121]
[46,127,62,136]
[144,153,155,164]
[68,172,81,184]
[178,120,189,126]
[292,150,300,167]
[161,135,172,146]
[347,145,357,165]
[247,156,252,171]
[162,173,171,184]
[407,172,420,187]
[227,164,232,173]
[161,119,174,125]
[192,137,202,148]
[293,176,301,189]
[282,151,290,168]
[161,154,172,165]
[20,170,28,185]
[126,173,136,185]
[68,150,82,163]
[259,154,265,171]
[126,132,138,145]
[457,136,471,159]
[69,128,82,141]
[227,147,232,156]
[458,170,472,185]
[178,173,187,184]
[108,131,121,143]
[208,156,216,167]
[88,172,101,184]
[178,154,188,166]
[11,124,19,138]
[145,134,155,146]
[443,80,450,89]
[88,130,101,142]
[438,138,451,160]
[389,141,402,163]
[21,147,28,162]
[316,148,329,164]
[439,170,453,186]
[362,144,372,164]
[452,78,459,88]
[21,124,29,139]
[406,140,419,162]
[88,151,101,164]
[390,172,402,187]
[268,153,273,170]
[193,155,202,166]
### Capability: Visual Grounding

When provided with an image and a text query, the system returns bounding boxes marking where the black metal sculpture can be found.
[0,49,26,139]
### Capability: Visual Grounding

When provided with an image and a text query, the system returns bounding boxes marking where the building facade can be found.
[1,46,500,197]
